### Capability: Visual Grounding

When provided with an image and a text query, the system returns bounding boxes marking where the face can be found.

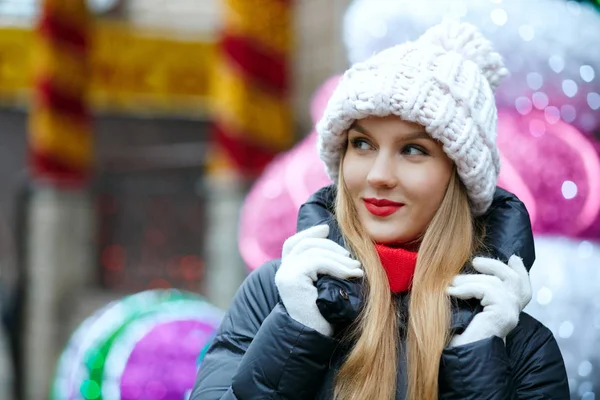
[342,115,454,246]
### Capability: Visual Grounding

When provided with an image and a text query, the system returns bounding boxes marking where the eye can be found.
[350,138,373,151]
[401,145,428,156]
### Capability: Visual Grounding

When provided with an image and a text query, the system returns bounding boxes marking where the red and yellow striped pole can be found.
[28,0,92,186]
[209,0,294,178]
[24,3,95,397]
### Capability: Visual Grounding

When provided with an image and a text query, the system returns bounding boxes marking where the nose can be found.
[366,152,398,188]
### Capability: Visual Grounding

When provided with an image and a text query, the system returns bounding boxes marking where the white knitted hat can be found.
[317,20,508,216]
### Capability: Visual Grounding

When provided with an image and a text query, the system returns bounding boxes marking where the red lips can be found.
[363,198,405,217]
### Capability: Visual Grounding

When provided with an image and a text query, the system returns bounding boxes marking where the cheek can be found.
[402,163,452,206]
[342,154,367,193]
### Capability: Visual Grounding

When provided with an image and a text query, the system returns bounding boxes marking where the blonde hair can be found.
[334,165,480,400]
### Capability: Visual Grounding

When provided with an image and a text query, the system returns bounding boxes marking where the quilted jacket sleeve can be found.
[189,259,337,400]
[508,313,570,399]
[438,312,569,399]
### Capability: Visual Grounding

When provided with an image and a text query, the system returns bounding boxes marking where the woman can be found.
[192,21,569,399]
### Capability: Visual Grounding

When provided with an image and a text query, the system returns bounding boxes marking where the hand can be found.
[447,255,532,347]
[275,225,363,336]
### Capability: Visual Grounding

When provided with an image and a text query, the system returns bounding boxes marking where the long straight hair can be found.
[334,164,480,400]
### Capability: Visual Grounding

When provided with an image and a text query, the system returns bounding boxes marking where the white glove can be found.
[447,255,532,347]
[274,224,363,336]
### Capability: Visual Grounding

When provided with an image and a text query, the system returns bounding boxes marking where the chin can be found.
[365,225,411,246]
[359,212,417,244]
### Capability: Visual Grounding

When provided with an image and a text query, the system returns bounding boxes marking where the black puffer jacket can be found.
[191,186,569,399]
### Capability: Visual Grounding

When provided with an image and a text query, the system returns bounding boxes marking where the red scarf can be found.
[375,244,418,293]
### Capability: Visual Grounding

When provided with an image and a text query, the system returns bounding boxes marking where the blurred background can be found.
[0,0,598,399]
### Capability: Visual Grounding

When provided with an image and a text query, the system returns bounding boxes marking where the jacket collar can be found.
[298,184,535,334]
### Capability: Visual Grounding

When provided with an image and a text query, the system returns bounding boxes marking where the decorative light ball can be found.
[51,290,223,400]
[497,109,600,239]
[343,0,600,136]
[525,236,600,398]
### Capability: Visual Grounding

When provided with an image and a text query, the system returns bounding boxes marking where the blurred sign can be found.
[0,23,216,115]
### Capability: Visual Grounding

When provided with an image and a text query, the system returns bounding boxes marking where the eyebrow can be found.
[349,122,432,142]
